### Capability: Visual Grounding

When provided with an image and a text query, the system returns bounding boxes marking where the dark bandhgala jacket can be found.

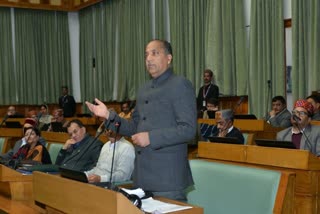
[106,69,197,192]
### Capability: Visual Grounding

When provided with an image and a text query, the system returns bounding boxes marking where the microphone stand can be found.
[108,121,121,190]
[0,115,9,128]
[293,116,313,151]
[265,80,272,117]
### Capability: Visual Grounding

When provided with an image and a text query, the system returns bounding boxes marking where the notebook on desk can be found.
[208,136,242,145]
[59,167,88,183]
[255,139,297,149]
[5,121,22,128]
[51,122,65,132]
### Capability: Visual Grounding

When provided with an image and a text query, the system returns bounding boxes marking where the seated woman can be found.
[12,127,52,164]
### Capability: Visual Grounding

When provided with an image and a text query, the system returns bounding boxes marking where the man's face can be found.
[203,72,212,85]
[105,129,117,142]
[272,100,286,114]
[62,88,68,96]
[206,103,217,111]
[53,112,64,122]
[216,117,232,131]
[307,98,320,113]
[291,107,310,128]
[67,122,86,142]
[145,41,172,79]
[122,103,130,114]
[7,106,16,116]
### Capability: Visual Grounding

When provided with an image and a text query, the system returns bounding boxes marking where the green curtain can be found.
[205,0,248,96]
[168,0,207,89]
[14,9,71,105]
[154,0,167,39]
[79,0,151,103]
[248,0,284,118]
[292,0,320,100]
[0,8,16,104]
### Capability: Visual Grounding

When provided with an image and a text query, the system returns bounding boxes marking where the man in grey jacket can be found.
[264,95,292,128]
[86,39,197,201]
[277,99,320,156]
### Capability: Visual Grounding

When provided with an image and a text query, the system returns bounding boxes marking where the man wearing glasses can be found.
[55,119,103,171]
[277,99,320,156]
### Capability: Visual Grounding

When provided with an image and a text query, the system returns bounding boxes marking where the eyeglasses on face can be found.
[292,110,308,117]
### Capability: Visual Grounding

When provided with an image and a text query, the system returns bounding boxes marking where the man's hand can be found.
[132,132,150,147]
[63,139,77,150]
[85,98,109,120]
[269,110,276,117]
[87,174,101,183]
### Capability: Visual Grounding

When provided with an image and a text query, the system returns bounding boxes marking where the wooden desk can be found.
[33,172,203,214]
[198,142,320,214]
[0,165,33,201]
[198,119,284,140]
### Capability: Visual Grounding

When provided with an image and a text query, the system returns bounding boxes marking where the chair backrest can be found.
[47,142,63,163]
[187,159,283,214]
[0,137,6,153]
[242,133,255,145]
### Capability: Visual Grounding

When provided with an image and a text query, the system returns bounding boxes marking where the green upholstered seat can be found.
[187,159,281,214]
[0,137,6,153]
[47,143,63,163]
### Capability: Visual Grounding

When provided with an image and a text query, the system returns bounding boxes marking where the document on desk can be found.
[141,197,192,213]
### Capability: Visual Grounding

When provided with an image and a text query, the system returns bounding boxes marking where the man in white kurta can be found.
[85,130,135,183]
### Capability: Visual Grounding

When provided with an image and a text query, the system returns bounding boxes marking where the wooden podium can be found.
[33,172,203,214]
[198,142,320,214]
[198,119,284,139]
[0,165,33,201]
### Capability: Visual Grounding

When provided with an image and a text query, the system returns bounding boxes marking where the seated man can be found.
[277,99,320,156]
[306,94,320,121]
[0,118,46,160]
[55,119,103,171]
[201,109,244,144]
[118,101,132,120]
[6,106,24,118]
[264,96,291,128]
[202,98,219,119]
[47,109,69,132]
[85,129,135,183]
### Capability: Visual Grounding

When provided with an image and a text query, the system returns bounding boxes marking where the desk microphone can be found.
[108,120,121,189]
[265,80,272,117]
[292,115,312,151]
[233,96,245,113]
[0,114,9,128]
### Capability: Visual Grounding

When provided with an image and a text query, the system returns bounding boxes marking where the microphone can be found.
[233,96,245,113]
[95,121,105,137]
[108,121,121,189]
[0,114,9,128]
[293,116,313,151]
[265,80,272,117]
[292,114,301,122]
[70,120,110,169]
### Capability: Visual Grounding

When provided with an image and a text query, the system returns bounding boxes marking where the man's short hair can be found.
[67,119,84,129]
[306,94,320,103]
[216,109,234,122]
[151,39,173,56]
[271,96,286,105]
[207,98,219,106]
[204,69,213,77]
[61,86,68,90]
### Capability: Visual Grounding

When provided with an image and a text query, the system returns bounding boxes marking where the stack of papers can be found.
[141,197,192,213]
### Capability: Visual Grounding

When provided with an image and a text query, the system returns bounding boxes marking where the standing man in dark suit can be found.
[86,39,197,201]
[197,69,219,115]
[59,86,76,117]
